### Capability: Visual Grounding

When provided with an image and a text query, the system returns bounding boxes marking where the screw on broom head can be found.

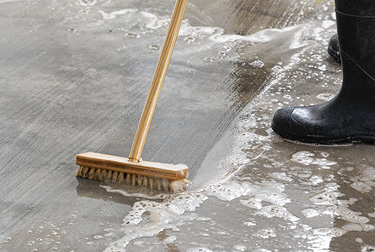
[76,152,189,193]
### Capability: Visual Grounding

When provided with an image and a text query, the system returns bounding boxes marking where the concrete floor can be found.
[1,0,374,251]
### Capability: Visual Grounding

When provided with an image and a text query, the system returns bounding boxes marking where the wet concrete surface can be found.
[1,0,375,251]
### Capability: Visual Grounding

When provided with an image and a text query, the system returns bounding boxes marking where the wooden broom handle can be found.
[128,0,189,162]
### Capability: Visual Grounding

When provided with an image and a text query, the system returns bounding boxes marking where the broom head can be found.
[76,152,189,192]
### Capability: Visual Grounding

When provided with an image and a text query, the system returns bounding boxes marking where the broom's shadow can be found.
[75,178,139,206]
[75,178,171,205]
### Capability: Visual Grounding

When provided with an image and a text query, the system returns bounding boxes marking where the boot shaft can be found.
[335,0,375,16]
[335,0,375,86]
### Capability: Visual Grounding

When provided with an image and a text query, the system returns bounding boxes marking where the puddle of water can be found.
[93,3,375,250]
[101,3,374,250]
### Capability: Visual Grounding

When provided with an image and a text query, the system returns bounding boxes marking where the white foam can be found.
[309,191,342,206]
[187,248,213,252]
[163,235,176,244]
[312,227,347,238]
[270,172,293,182]
[234,244,247,251]
[240,198,263,210]
[257,205,299,222]
[326,206,369,224]
[179,22,219,38]
[369,208,375,218]
[205,181,247,201]
[99,9,135,19]
[77,0,97,7]
[98,8,169,30]
[342,223,364,232]
[350,182,373,193]
[249,60,265,68]
[360,167,375,182]
[104,192,207,251]
[356,238,364,243]
[301,208,321,218]
[254,228,277,239]
[312,158,337,167]
[309,175,324,185]
[291,151,315,165]
[206,180,290,206]
[350,166,375,193]
[253,249,272,252]
[243,221,256,227]
[362,245,375,252]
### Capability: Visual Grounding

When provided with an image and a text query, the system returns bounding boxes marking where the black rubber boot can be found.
[328,34,341,63]
[271,0,375,144]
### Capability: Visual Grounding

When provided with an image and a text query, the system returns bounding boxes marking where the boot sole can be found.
[271,123,375,145]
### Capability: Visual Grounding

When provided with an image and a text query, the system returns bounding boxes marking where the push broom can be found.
[76,0,189,192]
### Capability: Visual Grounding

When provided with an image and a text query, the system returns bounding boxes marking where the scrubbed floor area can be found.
[1,0,374,251]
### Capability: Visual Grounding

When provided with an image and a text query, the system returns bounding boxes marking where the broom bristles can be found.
[76,166,189,192]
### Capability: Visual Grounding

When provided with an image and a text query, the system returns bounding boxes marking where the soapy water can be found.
[77,0,98,7]
[75,7,360,251]
[78,3,375,250]
[103,192,208,251]
[1,1,370,251]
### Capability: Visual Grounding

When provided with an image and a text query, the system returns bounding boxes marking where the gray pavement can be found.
[1,0,374,251]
